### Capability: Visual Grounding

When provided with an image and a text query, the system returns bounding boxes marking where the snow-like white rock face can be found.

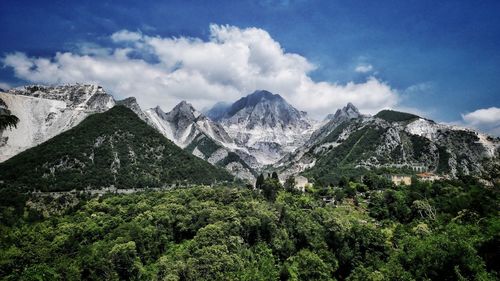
[144,101,258,181]
[0,84,116,162]
[192,147,206,160]
[207,148,229,165]
[144,101,234,148]
[405,118,445,141]
[477,133,500,158]
[405,118,499,159]
[209,90,319,166]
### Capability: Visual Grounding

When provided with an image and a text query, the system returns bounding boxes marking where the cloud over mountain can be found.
[2,24,399,118]
[462,107,500,136]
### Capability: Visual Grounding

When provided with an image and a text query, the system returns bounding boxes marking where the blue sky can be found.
[1,0,499,133]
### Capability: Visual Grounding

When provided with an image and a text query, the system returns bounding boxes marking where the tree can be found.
[109,241,143,280]
[284,176,296,191]
[0,99,19,130]
[271,172,279,180]
[261,178,282,201]
[282,249,334,281]
[0,115,19,130]
[256,173,265,189]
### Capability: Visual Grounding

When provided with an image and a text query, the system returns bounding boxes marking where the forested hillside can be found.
[0,106,234,191]
[0,175,497,280]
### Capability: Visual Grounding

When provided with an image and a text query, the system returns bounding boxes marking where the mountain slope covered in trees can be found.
[0,176,497,280]
[276,110,499,185]
[0,106,234,191]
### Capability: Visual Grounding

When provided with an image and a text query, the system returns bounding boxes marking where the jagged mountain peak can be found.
[205,90,317,166]
[219,90,310,129]
[164,101,203,125]
[225,90,287,118]
[116,97,151,124]
[145,101,233,146]
[246,89,283,102]
[325,102,361,122]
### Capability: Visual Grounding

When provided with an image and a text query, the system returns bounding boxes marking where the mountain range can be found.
[1,84,498,188]
[0,105,233,191]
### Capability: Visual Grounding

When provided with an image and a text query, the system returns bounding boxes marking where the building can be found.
[388,174,412,186]
[294,175,309,192]
[416,172,442,182]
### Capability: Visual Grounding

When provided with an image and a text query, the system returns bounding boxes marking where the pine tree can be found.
[256,173,265,189]
[271,172,279,180]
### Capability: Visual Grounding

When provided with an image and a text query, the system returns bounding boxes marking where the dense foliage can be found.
[374,110,420,123]
[0,98,19,130]
[185,135,256,177]
[0,106,234,191]
[0,175,498,280]
[303,124,386,185]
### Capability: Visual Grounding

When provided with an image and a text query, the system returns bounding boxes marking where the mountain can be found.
[0,84,116,162]
[145,101,257,181]
[208,90,319,166]
[274,103,363,179]
[0,84,256,182]
[324,102,361,122]
[205,101,230,120]
[278,108,499,185]
[0,106,234,191]
[145,101,234,148]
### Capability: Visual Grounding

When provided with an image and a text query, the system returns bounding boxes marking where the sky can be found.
[0,0,499,135]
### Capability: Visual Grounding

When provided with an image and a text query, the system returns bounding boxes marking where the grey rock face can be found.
[208,90,318,166]
[324,102,361,122]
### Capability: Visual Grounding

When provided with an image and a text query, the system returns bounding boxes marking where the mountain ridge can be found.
[0,105,234,191]
[2,83,498,185]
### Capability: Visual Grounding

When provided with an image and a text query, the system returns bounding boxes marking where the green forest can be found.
[0,174,498,280]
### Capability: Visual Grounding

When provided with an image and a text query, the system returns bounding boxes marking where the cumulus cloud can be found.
[2,24,399,118]
[0,82,11,91]
[461,107,500,136]
[111,30,143,42]
[355,63,373,73]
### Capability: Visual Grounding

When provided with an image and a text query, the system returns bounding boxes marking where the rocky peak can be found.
[325,102,361,122]
[116,97,151,124]
[166,101,200,123]
[216,90,311,131]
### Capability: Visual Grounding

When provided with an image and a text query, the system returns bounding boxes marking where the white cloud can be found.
[0,82,11,91]
[461,107,500,136]
[2,24,400,118]
[355,63,373,73]
[111,30,143,42]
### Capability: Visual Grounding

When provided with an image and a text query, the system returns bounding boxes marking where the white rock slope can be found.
[0,85,115,162]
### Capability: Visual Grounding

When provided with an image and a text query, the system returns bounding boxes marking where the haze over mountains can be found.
[0,84,499,186]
